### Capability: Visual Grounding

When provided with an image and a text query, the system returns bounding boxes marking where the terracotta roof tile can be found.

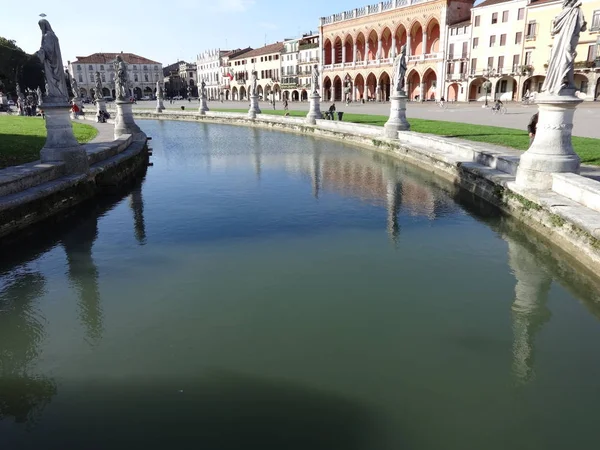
[73,52,161,65]
[474,0,514,8]
[229,42,284,60]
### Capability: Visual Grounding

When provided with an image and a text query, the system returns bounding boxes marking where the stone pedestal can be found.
[95,99,107,122]
[114,99,142,139]
[515,90,582,189]
[248,94,261,119]
[384,92,410,138]
[40,101,89,174]
[306,93,322,125]
[156,97,165,113]
[198,94,209,115]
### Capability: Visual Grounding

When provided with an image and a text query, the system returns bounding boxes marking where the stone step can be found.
[0,161,66,198]
[552,173,600,214]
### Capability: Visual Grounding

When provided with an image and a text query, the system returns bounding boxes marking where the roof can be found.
[528,0,560,6]
[73,52,161,65]
[229,42,284,60]
[223,47,253,59]
[474,0,514,8]
[449,19,471,27]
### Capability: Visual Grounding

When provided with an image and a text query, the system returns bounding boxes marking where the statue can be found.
[36,86,43,104]
[36,19,68,100]
[392,45,407,94]
[156,81,163,99]
[200,79,206,97]
[94,72,103,101]
[250,71,258,97]
[71,75,80,98]
[542,0,587,95]
[114,55,128,101]
[311,64,320,95]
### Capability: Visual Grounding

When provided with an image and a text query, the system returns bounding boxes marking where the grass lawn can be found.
[0,116,98,169]
[211,108,600,166]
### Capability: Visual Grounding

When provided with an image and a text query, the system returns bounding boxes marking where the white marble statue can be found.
[311,64,320,95]
[392,45,407,94]
[37,19,68,100]
[71,75,80,98]
[200,79,206,97]
[94,72,103,101]
[114,55,128,101]
[250,71,258,96]
[156,81,163,99]
[542,0,587,95]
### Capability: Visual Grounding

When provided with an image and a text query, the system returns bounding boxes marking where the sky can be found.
[3,0,384,66]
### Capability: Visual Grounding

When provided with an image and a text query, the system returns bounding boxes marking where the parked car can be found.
[142,96,152,101]
[173,95,183,100]
[7,100,15,106]
[103,96,114,102]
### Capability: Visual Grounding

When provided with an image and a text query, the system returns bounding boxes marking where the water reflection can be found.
[129,185,147,245]
[386,178,402,245]
[252,127,262,180]
[0,272,56,425]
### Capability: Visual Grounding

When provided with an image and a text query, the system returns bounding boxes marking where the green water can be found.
[1,120,600,449]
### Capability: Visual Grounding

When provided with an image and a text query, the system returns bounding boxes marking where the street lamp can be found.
[482,80,492,107]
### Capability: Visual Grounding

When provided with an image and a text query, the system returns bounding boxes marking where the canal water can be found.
[1,120,600,449]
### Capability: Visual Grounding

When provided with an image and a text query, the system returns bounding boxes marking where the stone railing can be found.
[320,0,433,26]
[424,52,443,60]
[323,64,333,71]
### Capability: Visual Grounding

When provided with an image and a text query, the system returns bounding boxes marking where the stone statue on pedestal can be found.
[71,76,80,99]
[94,72,103,100]
[542,0,587,95]
[250,71,258,96]
[392,45,407,94]
[156,81,163,99]
[200,79,206,97]
[114,55,128,101]
[311,64,320,95]
[36,86,43,105]
[36,20,68,101]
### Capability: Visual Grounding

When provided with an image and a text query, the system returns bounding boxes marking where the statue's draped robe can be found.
[39,26,68,100]
[542,4,586,94]
[392,52,407,93]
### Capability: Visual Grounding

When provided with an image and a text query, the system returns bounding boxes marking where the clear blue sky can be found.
[3,0,381,66]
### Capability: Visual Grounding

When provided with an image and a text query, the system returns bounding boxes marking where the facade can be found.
[320,0,474,103]
[468,0,529,102]
[197,50,227,100]
[163,61,186,98]
[443,20,471,101]
[220,48,253,100]
[281,39,300,101]
[228,42,284,101]
[297,33,320,101]
[523,0,600,101]
[179,62,198,97]
[69,52,163,100]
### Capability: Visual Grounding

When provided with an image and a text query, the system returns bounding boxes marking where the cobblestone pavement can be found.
[121,98,600,139]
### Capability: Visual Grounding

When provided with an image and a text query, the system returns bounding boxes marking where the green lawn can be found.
[0,116,98,169]
[211,108,600,166]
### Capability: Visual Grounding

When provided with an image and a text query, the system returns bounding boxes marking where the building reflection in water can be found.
[311,140,321,199]
[386,178,402,246]
[61,214,103,345]
[0,271,57,424]
[505,236,552,385]
[129,185,147,245]
[252,128,262,181]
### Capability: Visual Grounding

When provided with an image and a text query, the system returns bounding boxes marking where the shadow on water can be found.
[16,371,381,450]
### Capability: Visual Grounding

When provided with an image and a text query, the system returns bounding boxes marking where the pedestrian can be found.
[527,112,538,147]
[283,99,288,110]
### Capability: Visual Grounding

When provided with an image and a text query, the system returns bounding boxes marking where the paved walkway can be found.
[125,99,600,139]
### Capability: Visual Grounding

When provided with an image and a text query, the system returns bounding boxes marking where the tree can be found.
[0,36,44,97]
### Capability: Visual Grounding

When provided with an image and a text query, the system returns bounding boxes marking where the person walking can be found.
[527,112,539,147]
[283,99,288,110]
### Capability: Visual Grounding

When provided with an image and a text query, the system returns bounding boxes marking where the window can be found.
[143,65,148,70]
[502,11,509,22]
[144,74,148,82]
[474,15,480,27]
[77,64,81,70]
[78,74,83,82]
[513,54,520,71]
[88,65,93,70]
[592,10,600,31]
[526,21,537,39]
[580,80,588,94]
[100,65,104,70]
[500,79,507,93]
[487,56,494,69]
[492,12,498,24]
[154,65,158,70]
[447,62,455,75]
[462,41,468,58]
[515,32,523,45]
[101,73,106,82]
[449,43,454,59]
[500,34,506,46]
[525,51,532,65]
[588,44,597,62]
[518,8,525,20]
[133,65,137,70]
[473,37,479,49]
[498,56,504,71]
[490,35,496,47]
[471,57,477,73]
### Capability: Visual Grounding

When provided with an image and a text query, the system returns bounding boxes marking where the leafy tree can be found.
[0,37,44,97]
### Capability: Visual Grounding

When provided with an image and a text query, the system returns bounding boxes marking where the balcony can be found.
[448,73,467,81]
[525,34,536,41]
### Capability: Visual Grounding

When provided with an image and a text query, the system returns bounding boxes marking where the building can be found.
[69,52,163,100]
[228,42,284,101]
[220,48,253,100]
[297,33,320,102]
[281,39,301,102]
[523,0,600,101]
[163,61,186,98]
[320,0,474,103]
[179,62,198,97]
[197,50,227,100]
[443,20,471,101]
[468,0,529,102]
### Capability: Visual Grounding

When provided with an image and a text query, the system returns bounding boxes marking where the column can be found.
[377,39,383,61]
[391,37,396,59]
[422,32,428,57]
[353,43,357,67]
[364,45,369,65]
[342,45,346,67]
[420,82,426,102]
[406,35,412,56]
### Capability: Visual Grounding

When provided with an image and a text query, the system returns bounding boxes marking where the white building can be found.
[281,39,300,102]
[220,48,253,100]
[229,42,284,101]
[179,62,197,97]
[443,20,472,102]
[298,33,320,102]
[197,49,226,100]
[69,52,163,100]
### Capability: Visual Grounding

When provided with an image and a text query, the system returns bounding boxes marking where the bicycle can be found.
[438,101,448,110]
[491,104,507,114]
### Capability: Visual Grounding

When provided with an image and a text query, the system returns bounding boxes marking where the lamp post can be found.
[483,79,492,108]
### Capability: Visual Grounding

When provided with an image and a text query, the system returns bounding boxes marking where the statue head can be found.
[38,19,52,34]
[116,55,123,63]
